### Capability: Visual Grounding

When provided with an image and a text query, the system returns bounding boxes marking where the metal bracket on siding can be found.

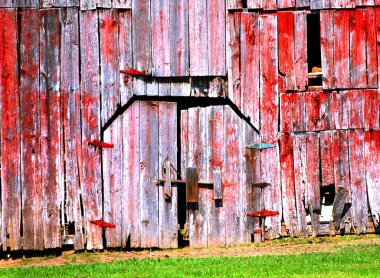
[120,69,146,76]
[88,141,114,148]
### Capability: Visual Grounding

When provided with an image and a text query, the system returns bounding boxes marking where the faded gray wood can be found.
[164,160,172,199]
[113,0,130,8]
[332,187,349,230]
[213,169,222,200]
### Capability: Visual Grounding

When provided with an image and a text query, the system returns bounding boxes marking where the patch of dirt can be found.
[1,235,380,269]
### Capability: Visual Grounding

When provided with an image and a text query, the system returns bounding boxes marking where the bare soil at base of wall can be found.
[1,235,379,269]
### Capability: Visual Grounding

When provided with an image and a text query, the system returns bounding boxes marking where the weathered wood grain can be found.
[80,11,103,250]
[247,0,261,8]
[334,10,350,89]
[240,12,259,127]
[366,8,377,88]
[347,90,364,129]
[0,9,20,251]
[321,10,335,89]
[19,8,43,251]
[113,0,131,9]
[279,133,298,237]
[296,0,310,7]
[292,93,306,132]
[262,0,276,9]
[356,0,374,5]
[320,131,335,187]
[364,130,380,228]
[332,91,349,129]
[294,11,308,91]
[278,0,295,8]
[348,129,368,234]
[207,0,226,76]
[132,0,151,74]
[189,0,208,76]
[306,92,320,131]
[158,103,178,248]
[40,9,62,250]
[332,0,355,8]
[293,134,308,237]
[139,101,159,248]
[278,12,295,91]
[208,106,226,246]
[171,82,191,97]
[124,102,140,248]
[61,7,83,250]
[364,89,380,129]
[280,93,293,133]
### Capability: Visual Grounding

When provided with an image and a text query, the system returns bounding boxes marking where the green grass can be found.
[1,243,380,278]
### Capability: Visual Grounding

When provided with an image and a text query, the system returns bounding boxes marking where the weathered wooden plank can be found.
[332,91,349,130]
[158,81,171,97]
[139,101,159,248]
[293,134,308,237]
[209,77,227,98]
[310,0,323,9]
[61,7,83,250]
[320,131,335,187]
[207,0,226,76]
[348,129,368,234]
[320,10,335,89]
[124,102,140,248]
[278,12,295,91]
[208,106,225,246]
[247,0,261,8]
[349,9,367,88]
[347,90,364,129]
[356,0,374,6]
[294,11,308,91]
[332,0,355,8]
[296,0,310,7]
[333,10,350,89]
[146,79,159,97]
[305,92,320,131]
[170,0,189,76]
[227,0,241,9]
[80,0,96,11]
[80,11,103,250]
[0,9,20,251]
[0,0,13,7]
[171,82,191,97]
[40,9,62,250]
[240,12,259,127]
[280,93,293,133]
[292,93,306,132]
[20,9,43,251]
[113,0,130,9]
[364,130,380,228]
[152,0,170,77]
[259,15,278,142]
[306,132,320,237]
[279,133,298,237]
[132,0,151,74]
[99,9,122,248]
[224,107,243,244]
[158,102,178,248]
[118,11,133,106]
[277,0,295,8]
[377,8,380,89]
[262,0,276,10]
[332,130,352,232]
[364,89,380,129]
[189,0,208,76]
[227,13,241,110]
[366,8,377,88]
[332,187,349,230]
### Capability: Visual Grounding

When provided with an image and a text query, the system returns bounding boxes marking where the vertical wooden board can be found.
[318,92,333,131]
[333,91,349,129]
[158,102,178,249]
[247,0,261,8]
[146,79,159,96]
[158,81,171,97]
[332,0,355,8]
[19,9,43,251]
[181,110,189,177]
[123,102,140,248]
[80,11,103,250]
[377,8,380,89]
[170,0,189,76]
[356,0,374,5]
[0,0,12,7]
[293,134,308,236]
[279,134,298,237]
[151,0,170,77]
[310,0,323,9]
[332,130,352,231]
[118,11,133,106]
[240,13,259,127]
[262,0,276,10]
[61,7,84,250]
[113,0,131,9]
[261,146,282,239]
[208,106,226,246]
[320,131,335,187]
[80,0,97,11]
[132,0,151,74]
[364,130,380,228]
[0,9,20,251]
[100,9,119,125]
[223,107,243,244]
[305,92,321,131]
[280,93,293,133]
[333,10,350,89]
[296,0,310,7]
[320,10,335,89]
[40,9,62,250]
[227,0,241,9]
[349,9,367,88]
[139,101,159,248]
[348,130,368,234]
[277,0,295,8]
[171,82,191,97]
[292,93,306,132]
[364,89,380,129]
[189,0,208,76]
[294,11,308,91]
[347,90,364,129]
[207,0,226,76]
[103,122,122,248]
[366,8,377,88]
[305,132,320,236]
[227,13,241,110]
[259,15,278,142]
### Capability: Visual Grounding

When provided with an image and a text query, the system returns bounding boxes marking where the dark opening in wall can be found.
[241,0,247,8]
[307,12,322,87]
[320,185,335,224]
